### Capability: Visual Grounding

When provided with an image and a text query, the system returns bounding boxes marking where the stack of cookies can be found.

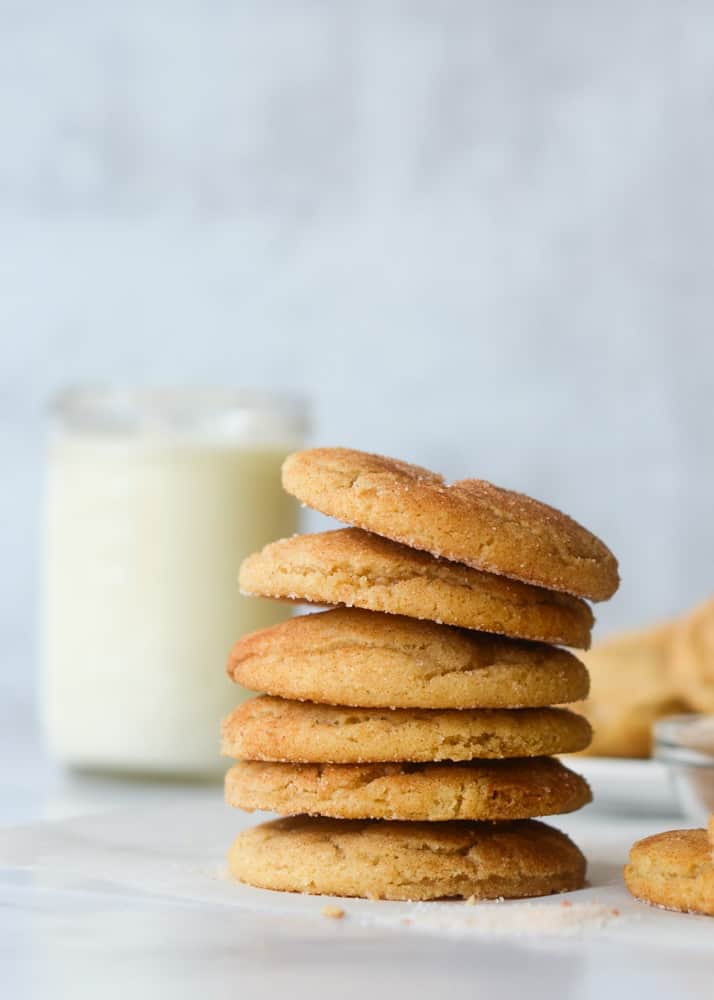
[222,448,619,901]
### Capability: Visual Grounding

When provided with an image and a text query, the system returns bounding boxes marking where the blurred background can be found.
[3,0,714,729]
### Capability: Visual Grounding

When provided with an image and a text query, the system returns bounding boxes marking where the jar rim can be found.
[49,384,310,438]
[654,713,714,765]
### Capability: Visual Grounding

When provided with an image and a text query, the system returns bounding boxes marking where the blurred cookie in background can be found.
[671,597,714,713]
[574,620,689,758]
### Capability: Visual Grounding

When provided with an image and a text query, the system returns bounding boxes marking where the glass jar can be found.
[41,387,308,778]
[654,714,714,825]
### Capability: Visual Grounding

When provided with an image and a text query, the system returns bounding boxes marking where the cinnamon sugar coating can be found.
[221,695,593,763]
[239,528,594,649]
[228,607,589,708]
[225,756,592,821]
[228,816,587,900]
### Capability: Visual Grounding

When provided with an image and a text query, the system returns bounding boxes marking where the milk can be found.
[42,392,304,777]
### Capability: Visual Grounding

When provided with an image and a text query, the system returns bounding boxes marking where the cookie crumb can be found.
[322,905,345,920]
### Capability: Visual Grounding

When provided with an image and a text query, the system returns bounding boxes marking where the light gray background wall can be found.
[3,1,714,714]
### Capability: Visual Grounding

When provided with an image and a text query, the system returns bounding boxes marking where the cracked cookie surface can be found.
[225,757,592,821]
[221,696,592,762]
[228,607,589,708]
[227,816,587,900]
[282,447,619,601]
[624,828,714,915]
[239,528,594,648]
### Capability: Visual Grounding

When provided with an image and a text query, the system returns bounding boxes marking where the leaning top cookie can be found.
[282,448,619,602]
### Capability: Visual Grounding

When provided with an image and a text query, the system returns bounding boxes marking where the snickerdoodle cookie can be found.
[624,828,714,915]
[282,448,619,601]
[221,696,592,763]
[671,597,714,713]
[574,621,687,758]
[238,529,594,648]
[228,608,589,709]
[225,757,591,821]
[227,816,587,900]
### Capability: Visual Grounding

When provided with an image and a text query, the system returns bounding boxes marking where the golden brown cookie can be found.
[239,529,594,648]
[709,815,714,848]
[574,621,687,758]
[671,598,714,713]
[228,816,587,900]
[225,757,592,821]
[624,828,714,915]
[221,696,592,763]
[282,448,619,601]
[228,608,589,709]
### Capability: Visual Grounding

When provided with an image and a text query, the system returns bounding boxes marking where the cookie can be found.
[709,815,714,848]
[228,608,589,709]
[225,756,592,821]
[221,696,593,763]
[282,448,619,601]
[624,828,714,915]
[574,621,687,758]
[227,816,587,900]
[671,598,714,713]
[239,528,594,648]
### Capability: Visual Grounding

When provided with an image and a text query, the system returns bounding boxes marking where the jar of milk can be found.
[42,387,308,777]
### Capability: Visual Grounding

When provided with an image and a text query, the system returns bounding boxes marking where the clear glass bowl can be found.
[654,714,714,825]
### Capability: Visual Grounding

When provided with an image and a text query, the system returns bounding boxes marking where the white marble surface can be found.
[8,864,711,1000]
[2,717,713,999]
